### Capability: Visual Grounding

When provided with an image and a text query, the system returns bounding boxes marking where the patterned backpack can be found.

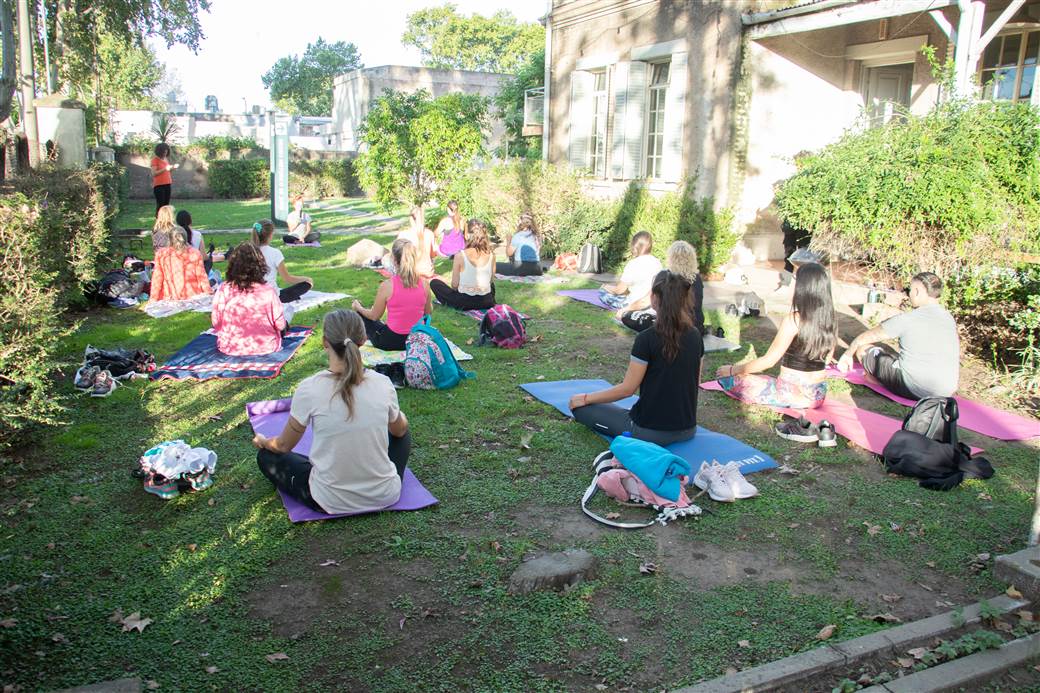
[478,304,527,349]
[404,316,475,390]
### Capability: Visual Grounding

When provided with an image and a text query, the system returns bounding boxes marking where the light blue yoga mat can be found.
[520,379,777,475]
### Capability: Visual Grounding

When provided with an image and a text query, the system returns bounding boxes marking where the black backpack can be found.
[578,243,602,274]
[902,396,959,447]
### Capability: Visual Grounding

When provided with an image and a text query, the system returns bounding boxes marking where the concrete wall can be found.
[330,65,509,152]
[36,106,87,169]
[109,111,340,152]
[118,152,225,199]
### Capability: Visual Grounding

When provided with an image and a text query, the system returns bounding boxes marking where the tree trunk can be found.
[15,0,38,168]
[0,0,14,123]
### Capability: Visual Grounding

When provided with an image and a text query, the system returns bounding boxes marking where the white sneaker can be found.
[719,461,759,499]
[693,462,735,503]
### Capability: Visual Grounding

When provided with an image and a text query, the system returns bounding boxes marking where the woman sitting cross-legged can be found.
[429,218,496,311]
[621,239,705,335]
[211,244,288,356]
[148,221,212,302]
[252,309,411,515]
[601,231,663,320]
[252,219,314,304]
[569,270,704,446]
[353,238,432,351]
[715,262,836,422]
[495,212,544,277]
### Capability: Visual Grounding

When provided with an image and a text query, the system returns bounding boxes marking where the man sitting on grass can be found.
[837,271,959,399]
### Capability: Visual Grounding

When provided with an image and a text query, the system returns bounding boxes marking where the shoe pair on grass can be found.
[693,461,759,503]
[73,366,118,398]
[143,469,212,500]
[774,416,836,448]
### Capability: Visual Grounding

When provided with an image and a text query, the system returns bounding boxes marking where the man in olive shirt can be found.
[837,272,959,399]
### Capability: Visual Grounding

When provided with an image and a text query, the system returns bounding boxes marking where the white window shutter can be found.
[610,62,630,179]
[568,71,594,172]
[622,61,648,180]
[661,52,688,183]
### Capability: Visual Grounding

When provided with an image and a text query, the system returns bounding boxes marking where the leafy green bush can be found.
[0,195,72,448]
[208,159,270,198]
[90,161,129,229]
[289,159,358,198]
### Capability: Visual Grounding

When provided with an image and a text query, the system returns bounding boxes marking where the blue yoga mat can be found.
[520,379,777,475]
[151,327,312,380]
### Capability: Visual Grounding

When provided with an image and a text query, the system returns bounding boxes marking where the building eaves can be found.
[742,0,856,26]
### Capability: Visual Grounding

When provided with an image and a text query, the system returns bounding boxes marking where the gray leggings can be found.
[572,403,695,446]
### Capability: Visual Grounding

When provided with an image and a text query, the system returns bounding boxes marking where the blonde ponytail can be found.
[252,219,275,246]
[392,238,419,289]
[322,310,367,419]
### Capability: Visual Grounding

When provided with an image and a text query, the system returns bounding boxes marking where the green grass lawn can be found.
[114,197,406,231]
[0,234,1036,691]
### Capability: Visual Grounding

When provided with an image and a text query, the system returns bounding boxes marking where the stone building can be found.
[541,0,1040,261]
[329,65,510,153]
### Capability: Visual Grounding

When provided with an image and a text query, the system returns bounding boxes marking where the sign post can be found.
[269,111,289,226]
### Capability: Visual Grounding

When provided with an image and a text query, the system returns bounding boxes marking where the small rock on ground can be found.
[508,549,598,595]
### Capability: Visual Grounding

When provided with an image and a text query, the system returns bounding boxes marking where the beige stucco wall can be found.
[331,65,510,153]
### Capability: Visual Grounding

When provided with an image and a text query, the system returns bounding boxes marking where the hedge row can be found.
[208,158,359,199]
[447,161,737,273]
[1,163,126,448]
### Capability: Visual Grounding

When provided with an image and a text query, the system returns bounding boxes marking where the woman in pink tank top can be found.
[353,238,432,351]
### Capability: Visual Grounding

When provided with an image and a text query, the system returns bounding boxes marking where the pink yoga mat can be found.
[246,398,438,522]
[828,366,1039,442]
[699,380,982,456]
[557,289,610,310]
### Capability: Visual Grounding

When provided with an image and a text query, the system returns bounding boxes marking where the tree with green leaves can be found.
[356,89,488,211]
[402,4,543,74]
[261,38,362,116]
[494,47,544,158]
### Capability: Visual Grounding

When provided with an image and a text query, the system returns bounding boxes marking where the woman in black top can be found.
[570,271,704,446]
[715,262,835,409]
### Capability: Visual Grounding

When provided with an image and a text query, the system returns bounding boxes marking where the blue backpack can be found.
[404,316,475,390]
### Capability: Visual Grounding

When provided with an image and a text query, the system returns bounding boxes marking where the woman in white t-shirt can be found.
[600,231,663,319]
[252,309,411,514]
[252,219,313,303]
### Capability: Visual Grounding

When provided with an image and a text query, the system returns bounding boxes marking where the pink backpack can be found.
[478,304,526,349]
[581,451,702,528]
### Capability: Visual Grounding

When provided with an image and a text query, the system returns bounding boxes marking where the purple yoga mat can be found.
[285,241,321,248]
[700,380,983,456]
[828,366,1039,442]
[557,289,610,310]
[246,398,438,522]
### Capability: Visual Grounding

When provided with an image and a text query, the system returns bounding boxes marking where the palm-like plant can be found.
[151,113,181,143]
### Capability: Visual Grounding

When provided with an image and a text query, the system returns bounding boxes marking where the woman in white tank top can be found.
[430,219,496,311]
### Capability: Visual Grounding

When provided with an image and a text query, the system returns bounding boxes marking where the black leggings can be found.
[572,403,696,447]
[430,278,495,310]
[256,431,411,512]
[283,231,321,244]
[279,282,311,304]
[153,184,171,215]
[861,343,919,400]
[495,260,543,276]
[620,311,656,333]
[361,314,409,351]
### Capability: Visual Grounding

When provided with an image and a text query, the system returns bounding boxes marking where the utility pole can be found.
[15,0,39,168]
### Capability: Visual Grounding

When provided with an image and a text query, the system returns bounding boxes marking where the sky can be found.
[150,0,547,113]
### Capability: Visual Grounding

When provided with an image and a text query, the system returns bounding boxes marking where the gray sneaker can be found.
[90,370,118,398]
[774,417,819,443]
[74,365,100,391]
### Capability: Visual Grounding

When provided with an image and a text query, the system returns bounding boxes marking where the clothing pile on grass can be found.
[73,345,156,398]
[137,441,217,500]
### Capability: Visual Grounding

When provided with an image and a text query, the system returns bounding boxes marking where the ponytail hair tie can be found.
[253,222,262,232]
[342,336,353,346]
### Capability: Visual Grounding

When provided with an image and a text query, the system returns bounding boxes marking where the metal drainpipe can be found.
[541,0,552,161]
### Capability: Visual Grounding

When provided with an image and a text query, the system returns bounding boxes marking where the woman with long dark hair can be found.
[150,143,178,215]
[253,309,411,514]
[429,218,495,311]
[211,244,287,356]
[716,262,836,415]
[569,270,704,446]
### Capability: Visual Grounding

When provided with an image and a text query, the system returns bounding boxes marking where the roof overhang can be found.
[744,0,958,40]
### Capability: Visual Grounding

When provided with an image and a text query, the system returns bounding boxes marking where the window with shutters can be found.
[980,31,1040,102]
[589,71,608,178]
[644,61,670,179]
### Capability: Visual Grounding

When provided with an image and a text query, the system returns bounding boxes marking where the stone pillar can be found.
[34,95,87,168]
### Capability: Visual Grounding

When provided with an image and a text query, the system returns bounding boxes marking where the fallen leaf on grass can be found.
[108,609,124,623]
[1006,585,1024,599]
[0,618,16,628]
[517,456,531,463]
[398,617,406,630]
[863,522,881,536]
[186,544,198,553]
[204,666,218,674]
[994,619,1014,633]
[867,613,901,624]
[46,542,55,550]
[207,498,215,507]
[465,338,474,346]
[918,583,934,592]
[519,432,533,450]
[880,593,902,603]
[638,562,657,575]
[815,625,836,640]
[265,652,289,663]
[208,414,223,422]
[530,334,543,343]
[888,522,901,532]
[777,464,799,475]
[121,612,153,633]
[907,647,928,660]
[977,492,992,501]
[737,639,750,648]
[319,559,340,567]
[605,512,621,520]
[594,685,607,691]
[51,633,67,643]
[975,552,991,562]
[925,561,936,568]
[70,495,89,504]
[1017,610,1035,622]
[535,375,545,380]
[145,681,160,690]
[895,657,915,668]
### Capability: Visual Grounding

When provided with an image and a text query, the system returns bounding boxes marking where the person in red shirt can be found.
[150,143,178,216]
